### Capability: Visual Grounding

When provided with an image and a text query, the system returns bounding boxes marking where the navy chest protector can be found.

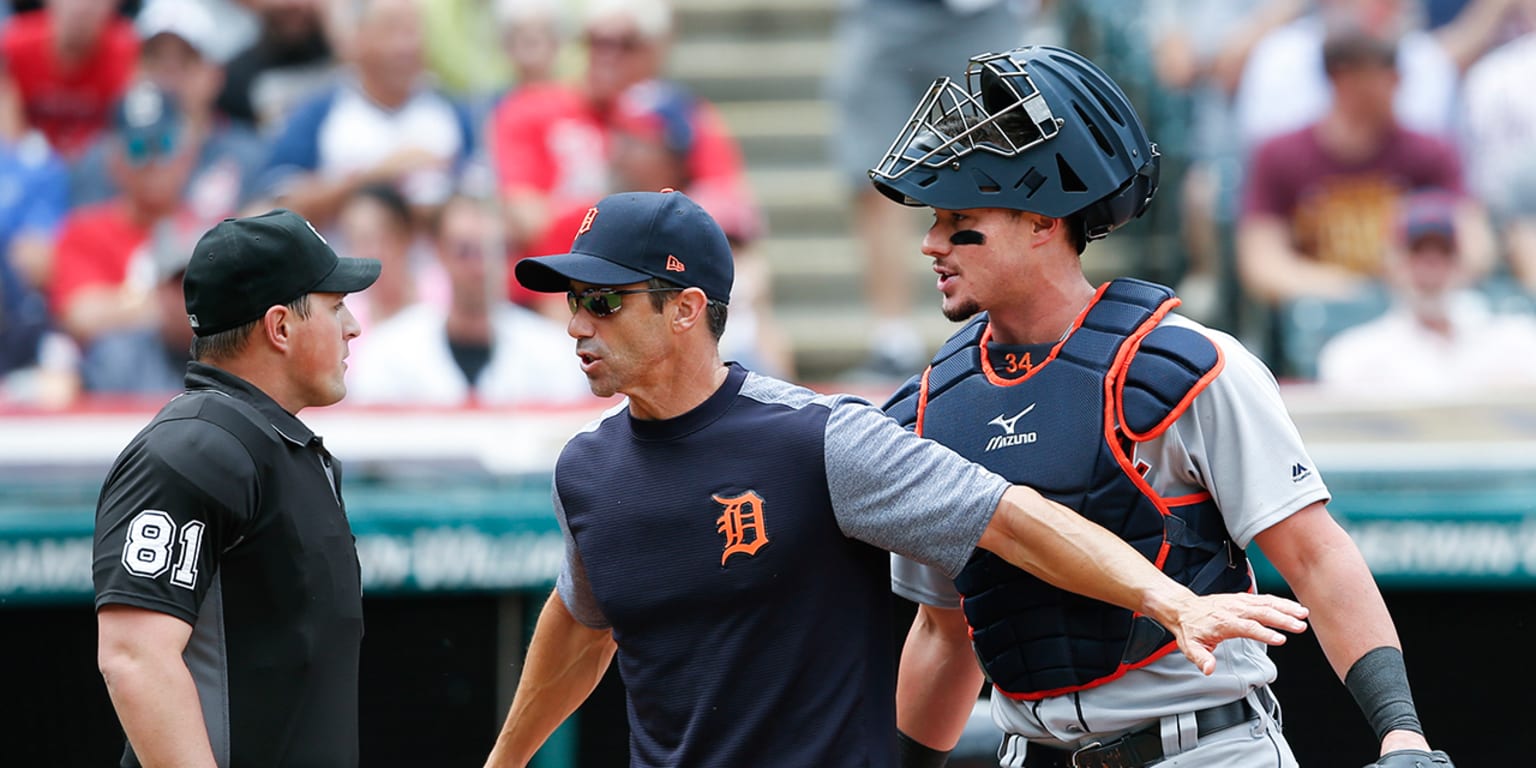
[885,278,1251,700]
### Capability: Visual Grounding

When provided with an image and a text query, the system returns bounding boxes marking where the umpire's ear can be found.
[669,287,709,335]
[261,301,298,353]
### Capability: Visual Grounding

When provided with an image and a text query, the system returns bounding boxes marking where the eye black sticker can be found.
[950,230,986,246]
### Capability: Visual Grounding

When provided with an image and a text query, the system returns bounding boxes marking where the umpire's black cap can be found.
[515,189,733,304]
[183,209,381,336]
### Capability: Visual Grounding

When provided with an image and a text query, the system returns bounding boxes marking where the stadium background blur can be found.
[1,0,1533,765]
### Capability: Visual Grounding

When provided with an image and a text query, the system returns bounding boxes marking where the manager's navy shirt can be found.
[554,364,1008,767]
[93,363,363,767]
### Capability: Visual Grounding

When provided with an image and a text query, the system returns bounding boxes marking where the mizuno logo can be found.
[985,404,1038,452]
[988,404,1036,435]
[1291,463,1312,482]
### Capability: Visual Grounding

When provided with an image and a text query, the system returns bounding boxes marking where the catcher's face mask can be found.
[869,51,1063,190]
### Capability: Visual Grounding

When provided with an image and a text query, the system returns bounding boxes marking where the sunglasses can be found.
[567,287,677,317]
[586,33,645,53]
[123,129,178,166]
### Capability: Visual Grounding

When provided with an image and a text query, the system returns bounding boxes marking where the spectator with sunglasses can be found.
[48,81,207,396]
[70,0,269,213]
[344,193,589,406]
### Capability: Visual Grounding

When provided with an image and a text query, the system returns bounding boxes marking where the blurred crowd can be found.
[0,0,786,410]
[1,0,1534,411]
[1143,0,1536,395]
[836,0,1536,400]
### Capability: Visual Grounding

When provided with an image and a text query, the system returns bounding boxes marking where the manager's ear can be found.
[671,287,709,334]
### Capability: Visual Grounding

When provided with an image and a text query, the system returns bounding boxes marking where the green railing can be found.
[5,461,1536,606]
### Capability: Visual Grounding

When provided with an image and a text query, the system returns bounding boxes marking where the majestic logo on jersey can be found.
[577,206,598,236]
[1291,462,1312,482]
[985,404,1039,452]
[665,254,686,272]
[714,490,769,565]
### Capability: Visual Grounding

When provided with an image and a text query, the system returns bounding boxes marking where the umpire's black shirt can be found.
[93,362,363,767]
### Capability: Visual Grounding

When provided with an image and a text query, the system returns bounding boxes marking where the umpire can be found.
[93,209,379,767]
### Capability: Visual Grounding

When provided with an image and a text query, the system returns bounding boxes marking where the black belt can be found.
[1021,689,1270,768]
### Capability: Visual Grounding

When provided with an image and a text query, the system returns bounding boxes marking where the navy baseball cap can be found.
[515,190,733,304]
[1399,190,1457,245]
[114,81,181,166]
[183,209,382,336]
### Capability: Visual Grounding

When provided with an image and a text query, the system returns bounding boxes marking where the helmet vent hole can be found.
[1014,168,1048,197]
[1055,154,1087,193]
[1081,77,1127,127]
[1074,103,1116,157]
[970,168,1002,194]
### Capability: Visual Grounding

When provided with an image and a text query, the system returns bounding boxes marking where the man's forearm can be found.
[1256,504,1429,754]
[897,605,984,750]
[978,486,1192,622]
[485,591,617,768]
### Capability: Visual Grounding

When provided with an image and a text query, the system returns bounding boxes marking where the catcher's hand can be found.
[1363,749,1454,768]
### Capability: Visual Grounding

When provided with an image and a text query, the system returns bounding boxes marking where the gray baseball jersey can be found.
[892,314,1330,743]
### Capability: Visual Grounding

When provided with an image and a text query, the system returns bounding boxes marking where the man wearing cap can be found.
[70,0,268,212]
[480,190,1311,768]
[94,208,380,767]
[1317,189,1536,397]
[51,81,201,392]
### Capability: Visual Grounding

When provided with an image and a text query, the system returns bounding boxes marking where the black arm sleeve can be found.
[1345,646,1424,743]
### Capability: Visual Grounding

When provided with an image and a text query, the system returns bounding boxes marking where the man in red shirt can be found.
[1,0,138,158]
[50,81,199,392]
[1238,27,1478,306]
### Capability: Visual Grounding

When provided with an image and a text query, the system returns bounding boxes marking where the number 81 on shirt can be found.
[121,510,205,589]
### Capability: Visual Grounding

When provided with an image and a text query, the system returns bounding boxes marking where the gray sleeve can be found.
[891,553,963,608]
[1170,328,1331,548]
[551,466,609,630]
[824,397,1009,578]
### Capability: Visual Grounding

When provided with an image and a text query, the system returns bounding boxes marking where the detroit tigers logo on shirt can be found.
[714,490,769,566]
[577,206,598,236]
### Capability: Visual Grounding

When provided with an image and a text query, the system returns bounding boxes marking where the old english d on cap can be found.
[184,209,381,336]
[515,190,733,304]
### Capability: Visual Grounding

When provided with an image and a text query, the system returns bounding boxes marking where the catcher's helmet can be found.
[868,46,1159,243]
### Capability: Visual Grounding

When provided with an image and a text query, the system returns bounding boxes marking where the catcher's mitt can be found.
[1363,749,1454,768]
